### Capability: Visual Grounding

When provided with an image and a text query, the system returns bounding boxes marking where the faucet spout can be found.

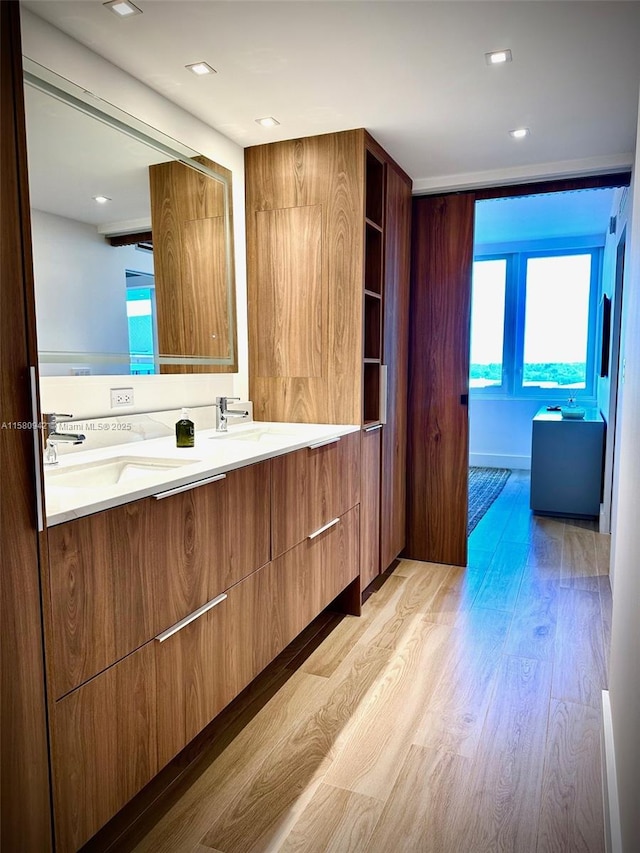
[43,413,86,464]
[214,397,249,432]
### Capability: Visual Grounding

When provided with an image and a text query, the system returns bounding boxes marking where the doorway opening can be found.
[469,186,626,535]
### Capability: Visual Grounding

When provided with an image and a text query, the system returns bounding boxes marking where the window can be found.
[469,258,507,389]
[470,249,600,399]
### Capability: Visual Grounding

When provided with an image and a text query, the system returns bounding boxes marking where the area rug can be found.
[468,467,512,535]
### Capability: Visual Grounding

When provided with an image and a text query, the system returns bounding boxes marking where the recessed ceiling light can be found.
[255,117,280,128]
[509,128,530,139]
[485,49,513,65]
[103,0,142,18]
[93,195,112,204]
[186,61,217,77]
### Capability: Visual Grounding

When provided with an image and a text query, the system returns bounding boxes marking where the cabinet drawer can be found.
[51,642,157,853]
[48,461,270,698]
[155,591,241,768]
[271,429,360,557]
[271,504,360,637]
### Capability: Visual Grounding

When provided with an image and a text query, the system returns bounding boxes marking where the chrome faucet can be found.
[214,397,249,432]
[43,413,86,465]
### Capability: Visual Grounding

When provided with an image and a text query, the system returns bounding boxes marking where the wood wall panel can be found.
[52,643,157,853]
[255,204,323,378]
[380,165,412,571]
[0,4,53,848]
[246,130,364,424]
[406,194,474,567]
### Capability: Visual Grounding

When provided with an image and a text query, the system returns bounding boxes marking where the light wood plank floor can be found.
[87,470,611,853]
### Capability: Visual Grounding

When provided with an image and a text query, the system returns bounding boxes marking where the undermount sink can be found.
[209,424,312,443]
[45,456,199,489]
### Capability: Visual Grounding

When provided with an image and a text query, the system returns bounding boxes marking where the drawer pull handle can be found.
[155,593,228,642]
[308,517,340,540]
[308,436,341,450]
[152,473,226,500]
[364,424,382,433]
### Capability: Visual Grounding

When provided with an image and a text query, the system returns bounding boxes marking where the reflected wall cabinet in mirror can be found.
[23,59,237,376]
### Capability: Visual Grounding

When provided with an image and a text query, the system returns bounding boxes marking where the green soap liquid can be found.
[176,418,194,448]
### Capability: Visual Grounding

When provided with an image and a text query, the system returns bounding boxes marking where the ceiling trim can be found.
[412,153,634,196]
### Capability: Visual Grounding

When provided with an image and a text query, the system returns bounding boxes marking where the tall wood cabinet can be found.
[246,129,412,588]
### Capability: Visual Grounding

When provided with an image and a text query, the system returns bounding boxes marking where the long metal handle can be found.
[364,424,382,433]
[380,364,388,425]
[152,473,226,500]
[29,367,44,532]
[308,517,340,540]
[155,593,228,642]
[308,436,341,450]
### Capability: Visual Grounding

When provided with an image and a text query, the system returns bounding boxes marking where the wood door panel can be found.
[406,194,474,567]
[361,428,382,589]
[380,166,412,570]
[1,5,53,848]
[51,643,157,853]
[255,204,323,378]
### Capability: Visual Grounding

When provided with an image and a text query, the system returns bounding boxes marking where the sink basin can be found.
[209,424,313,443]
[45,456,199,489]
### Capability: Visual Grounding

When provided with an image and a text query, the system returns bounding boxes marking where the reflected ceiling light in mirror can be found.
[103,0,142,18]
[93,195,112,204]
[509,127,530,139]
[186,62,217,76]
[255,117,280,128]
[485,49,512,65]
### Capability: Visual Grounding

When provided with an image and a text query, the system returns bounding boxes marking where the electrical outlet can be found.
[110,387,134,407]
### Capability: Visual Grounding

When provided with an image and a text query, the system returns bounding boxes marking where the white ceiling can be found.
[24,84,172,228]
[21,1,640,192]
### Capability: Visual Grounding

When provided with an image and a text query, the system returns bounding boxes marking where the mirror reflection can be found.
[24,67,237,376]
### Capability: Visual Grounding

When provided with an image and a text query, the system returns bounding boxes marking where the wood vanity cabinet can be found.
[246,130,412,587]
[149,155,237,373]
[46,437,360,851]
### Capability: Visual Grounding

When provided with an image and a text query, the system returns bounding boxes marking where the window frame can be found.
[470,246,601,402]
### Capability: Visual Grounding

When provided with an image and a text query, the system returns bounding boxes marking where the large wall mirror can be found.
[23,59,237,376]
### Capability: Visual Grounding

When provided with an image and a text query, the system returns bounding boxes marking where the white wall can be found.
[21,9,248,417]
[469,399,541,469]
[598,187,630,533]
[608,88,640,852]
[32,209,153,377]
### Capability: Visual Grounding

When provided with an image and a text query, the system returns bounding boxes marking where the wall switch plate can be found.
[110,387,134,407]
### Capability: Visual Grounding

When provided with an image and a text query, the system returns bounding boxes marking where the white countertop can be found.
[44,421,360,526]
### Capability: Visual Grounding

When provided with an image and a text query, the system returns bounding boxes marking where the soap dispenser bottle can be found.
[175,408,195,448]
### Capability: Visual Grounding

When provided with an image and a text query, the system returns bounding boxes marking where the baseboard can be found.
[602,690,623,853]
[469,452,531,470]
